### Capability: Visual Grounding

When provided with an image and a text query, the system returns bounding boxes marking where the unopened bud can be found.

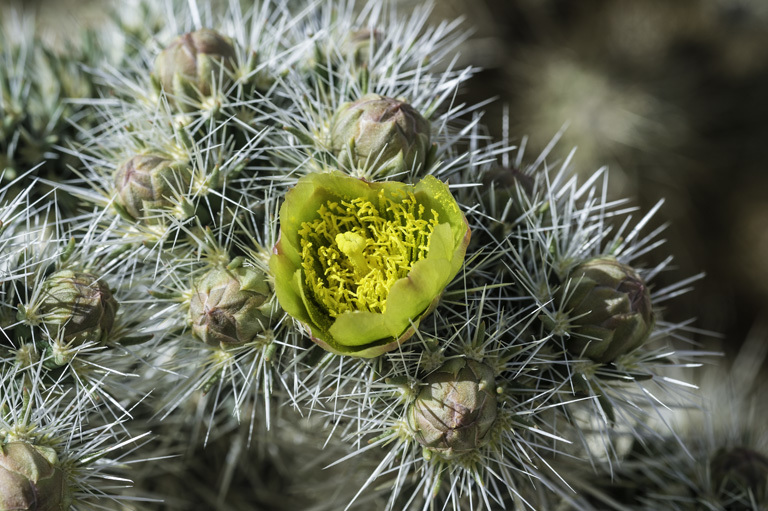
[330,94,431,176]
[560,257,653,363]
[188,265,277,347]
[408,358,497,458]
[0,442,70,511]
[154,29,236,104]
[38,270,118,345]
[710,446,768,504]
[114,154,190,222]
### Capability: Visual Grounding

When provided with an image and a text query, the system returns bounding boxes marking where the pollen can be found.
[298,190,438,317]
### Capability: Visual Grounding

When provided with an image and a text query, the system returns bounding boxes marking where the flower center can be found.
[299,190,438,317]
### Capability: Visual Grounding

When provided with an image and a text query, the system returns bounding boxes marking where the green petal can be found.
[278,173,344,259]
[383,224,454,316]
[413,176,470,272]
[329,311,393,346]
[269,252,307,324]
[297,273,333,334]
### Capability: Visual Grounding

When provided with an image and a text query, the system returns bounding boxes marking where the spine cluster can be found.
[0,1,763,510]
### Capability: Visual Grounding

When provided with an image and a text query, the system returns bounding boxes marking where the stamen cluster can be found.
[299,192,437,317]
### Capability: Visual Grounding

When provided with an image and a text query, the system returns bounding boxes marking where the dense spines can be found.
[0,1,731,510]
[0,354,155,511]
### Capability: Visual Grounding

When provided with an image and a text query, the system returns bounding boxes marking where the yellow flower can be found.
[270,172,469,357]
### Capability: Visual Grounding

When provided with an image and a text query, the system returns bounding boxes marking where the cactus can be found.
[0,1,746,510]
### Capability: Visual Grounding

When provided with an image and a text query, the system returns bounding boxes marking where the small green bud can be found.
[484,166,536,195]
[153,29,237,105]
[188,266,277,347]
[0,442,71,511]
[14,345,40,369]
[710,446,768,505]
[38,270,118,345]
[560,257,654,363]
[408,358,498,458]
[330,94,431,176]
[114,154,190,222]
[342,29,383,66]
[481,166,538,223]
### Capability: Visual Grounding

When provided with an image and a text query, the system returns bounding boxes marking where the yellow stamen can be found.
[298,190,437,317]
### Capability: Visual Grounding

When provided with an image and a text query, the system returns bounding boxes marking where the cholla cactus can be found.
[617,324,768,511]
[0,11,103,216]
[0,0,730,510]
[0,358,153,510]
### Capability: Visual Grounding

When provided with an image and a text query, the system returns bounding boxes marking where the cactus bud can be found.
[560,257,654,363]
[330,94,431,176]
[342,29,383,66]
[408,359,498,458]
[0,442,70,511]
[38,270,118,345]
[188,265,277,348]
[483,166,536,198]
[114,154,190,222]
[479,165,540,238]
[153,29,236,104]
[710,447,768,504]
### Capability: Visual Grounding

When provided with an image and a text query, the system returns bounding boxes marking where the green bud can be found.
[188,266,277,347]
[408,359,498,458]
[483,166,535,197]
[330,94,431,176]
[153,29,236,104]
[342,29,383,66]
[114,154,190,222]
[479,165,540,239]
[38,270,118,345]
[710,446,768,505]
[560,257,654,363]
[0,442,71,511]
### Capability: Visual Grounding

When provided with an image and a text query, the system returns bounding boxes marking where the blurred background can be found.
[5,0,768,361]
